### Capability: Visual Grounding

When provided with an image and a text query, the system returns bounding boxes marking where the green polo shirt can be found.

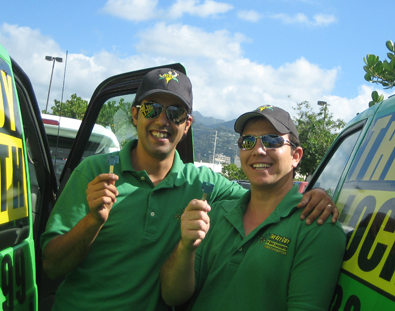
[190,185,346,311]
[40,140,246,311]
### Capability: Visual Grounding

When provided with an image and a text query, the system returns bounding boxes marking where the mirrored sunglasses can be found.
[238,134,296,150]
[136,101,189,125]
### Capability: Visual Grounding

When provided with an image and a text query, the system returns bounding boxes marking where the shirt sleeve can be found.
[40,167,92,251]
[287,222,346,311]
[208,173,247,204]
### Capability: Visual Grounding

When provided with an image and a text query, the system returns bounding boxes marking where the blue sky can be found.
[0,0,393,122]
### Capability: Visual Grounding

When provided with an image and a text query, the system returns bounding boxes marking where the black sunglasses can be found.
[136,102,189,125]
[238,134,296,150]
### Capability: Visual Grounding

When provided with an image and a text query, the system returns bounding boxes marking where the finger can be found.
[331,206,339,223]
[90,173,119,186]
[307,203,333,225]
[182,210,210,225]
[298,191,315,220]
[185,199,211,213]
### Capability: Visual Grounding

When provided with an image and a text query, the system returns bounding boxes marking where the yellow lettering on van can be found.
[364,120,395,180]
[0,133,28,225]
[0,70,5,128]
[0,70,16,131]
[339,188,395,298]
[350,116,391,181]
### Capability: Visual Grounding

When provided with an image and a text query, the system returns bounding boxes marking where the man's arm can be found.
[160,199,211,307]
[42,173,118,279]
[298,187,339,225]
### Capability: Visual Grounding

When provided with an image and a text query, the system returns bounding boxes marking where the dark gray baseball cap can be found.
[135,68,193,112]
[234,105,299,140]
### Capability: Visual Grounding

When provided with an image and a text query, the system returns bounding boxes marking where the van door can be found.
[1,45,58,310]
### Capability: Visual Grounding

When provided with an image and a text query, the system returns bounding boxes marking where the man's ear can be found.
[183,115,193,135]
[292,146,303,168]
[131,106,138,126]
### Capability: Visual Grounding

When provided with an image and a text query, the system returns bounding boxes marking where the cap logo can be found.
[159,70,179,84]
[256,105,274,112]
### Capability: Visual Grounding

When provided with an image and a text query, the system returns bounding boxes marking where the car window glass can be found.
[312,129,361,197]
[43,94,137,183]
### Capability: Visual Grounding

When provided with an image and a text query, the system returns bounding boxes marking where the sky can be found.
[0,0,394,123]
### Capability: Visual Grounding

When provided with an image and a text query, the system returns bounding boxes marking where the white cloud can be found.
[135,22,246,60]
[271,13,336,26]
[102,0,160,21]
[102,0,232,21]
[169,0,233,18]
[237,10,262,22]
[1,23,368,124]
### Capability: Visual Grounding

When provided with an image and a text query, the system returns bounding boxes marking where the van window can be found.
[42,113,122,182]
[312,127,361,197]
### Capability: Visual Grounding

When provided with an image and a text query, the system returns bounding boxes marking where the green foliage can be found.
[221,163,247,180]
[293,101,345,178]
[363,40,395,106]
[44,94,88,119]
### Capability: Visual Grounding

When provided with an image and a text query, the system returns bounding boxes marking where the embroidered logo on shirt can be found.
[262,233,291,255]
[174,208,185,220]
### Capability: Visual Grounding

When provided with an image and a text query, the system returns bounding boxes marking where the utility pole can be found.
[212,130,217,164]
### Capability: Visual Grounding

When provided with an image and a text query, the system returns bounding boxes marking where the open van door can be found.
[37,63,194,309]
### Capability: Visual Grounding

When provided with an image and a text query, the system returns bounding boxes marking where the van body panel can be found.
[308,95,395,310]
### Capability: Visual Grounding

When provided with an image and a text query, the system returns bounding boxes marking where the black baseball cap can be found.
[135,68,193,112]
[234,105,299,140]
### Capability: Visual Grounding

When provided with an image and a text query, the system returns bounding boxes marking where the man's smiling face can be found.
[132,93,192,161]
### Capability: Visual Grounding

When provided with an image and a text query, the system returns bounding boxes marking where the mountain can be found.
[193,111,225,127]
[207,119,236,130]
[192,111,239,163]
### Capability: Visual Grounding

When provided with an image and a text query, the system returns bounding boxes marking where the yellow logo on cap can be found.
[258,105,274,111]
[159,70,179,84]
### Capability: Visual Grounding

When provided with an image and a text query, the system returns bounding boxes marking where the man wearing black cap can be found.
[161,105,346,311]
[41,68,338,311]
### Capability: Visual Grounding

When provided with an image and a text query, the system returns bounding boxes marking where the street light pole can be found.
[45,55,63,112]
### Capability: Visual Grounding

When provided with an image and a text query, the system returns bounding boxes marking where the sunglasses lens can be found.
[166,106,188,124]
[141,102,163,119]
[238,135,285,150]
[261,135,285,149]
[238,136,257,150]
[141,102,188,124]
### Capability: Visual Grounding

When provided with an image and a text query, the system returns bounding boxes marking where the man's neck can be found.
[243,178,294,236]
[131,145,175,186]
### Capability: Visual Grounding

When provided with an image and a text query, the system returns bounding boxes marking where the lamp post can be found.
[45,55,63,112]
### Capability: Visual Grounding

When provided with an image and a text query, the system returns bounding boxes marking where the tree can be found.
[221,163,247,180]
[44,94,133,132]
[293,101,345,178]
[363,40,395,106]
[45,93,88,119]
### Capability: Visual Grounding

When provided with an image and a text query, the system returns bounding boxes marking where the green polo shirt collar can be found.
[119,139,187,189]
[223,185,302,239]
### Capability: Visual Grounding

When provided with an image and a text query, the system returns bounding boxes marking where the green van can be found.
[0,43,193,311]
[307,93,395,309]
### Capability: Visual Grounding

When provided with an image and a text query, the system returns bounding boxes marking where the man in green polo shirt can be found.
[161,105,346,311]
[41,69,339,311]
